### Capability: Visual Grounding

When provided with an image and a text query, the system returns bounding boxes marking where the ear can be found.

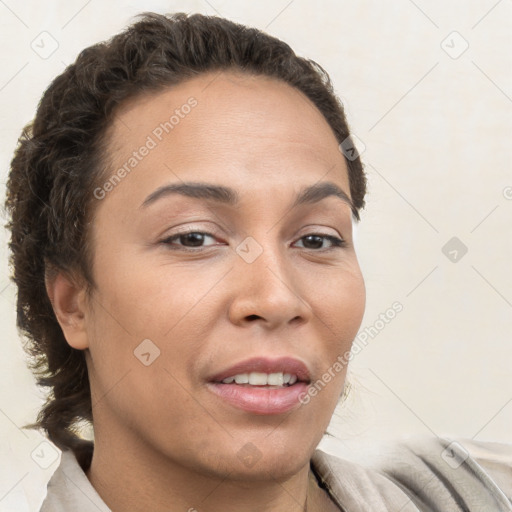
[45,269,90,350]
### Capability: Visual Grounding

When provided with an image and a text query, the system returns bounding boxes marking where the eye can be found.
[294,234,346,251]
[160,231,346,252]
[160,231,219,251]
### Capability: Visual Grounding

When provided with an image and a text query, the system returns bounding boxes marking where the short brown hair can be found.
[4,11,366,465]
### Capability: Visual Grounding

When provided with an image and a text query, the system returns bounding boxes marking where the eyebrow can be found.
[140,180,355,215]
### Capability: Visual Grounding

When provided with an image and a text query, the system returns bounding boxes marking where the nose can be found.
[227,239,313,330]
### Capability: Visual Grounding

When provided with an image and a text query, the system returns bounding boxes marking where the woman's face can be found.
[82,71,365,479]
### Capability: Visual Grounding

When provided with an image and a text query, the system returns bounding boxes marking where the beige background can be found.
[0,0,511,510]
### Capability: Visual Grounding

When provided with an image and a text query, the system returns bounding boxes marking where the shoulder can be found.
[312,436,512,512]
[39,449,110,512]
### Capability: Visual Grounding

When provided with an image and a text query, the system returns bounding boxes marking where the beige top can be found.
[40,436,512,511]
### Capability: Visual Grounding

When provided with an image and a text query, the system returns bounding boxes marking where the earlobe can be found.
[45,270,90,350]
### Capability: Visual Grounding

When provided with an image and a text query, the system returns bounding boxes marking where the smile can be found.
[220,372,299,386]
[207,357,311,414]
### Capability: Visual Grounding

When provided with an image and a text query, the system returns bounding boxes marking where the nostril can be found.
[246,314,261,321]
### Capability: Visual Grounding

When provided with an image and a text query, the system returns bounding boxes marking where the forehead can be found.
[103,71,349,200]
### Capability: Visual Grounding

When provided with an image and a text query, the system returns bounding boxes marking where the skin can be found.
[47,71,366,512]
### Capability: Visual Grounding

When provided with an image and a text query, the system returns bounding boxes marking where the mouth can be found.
[207,357,311,415]
[219,371,301,387]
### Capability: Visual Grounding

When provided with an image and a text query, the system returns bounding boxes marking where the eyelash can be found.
[160,230,346,253]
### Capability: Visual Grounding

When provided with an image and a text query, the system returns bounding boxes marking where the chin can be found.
[234,434,316,481]
[180,435,314,483]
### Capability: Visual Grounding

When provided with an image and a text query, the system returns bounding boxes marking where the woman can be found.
[5,12,511,512]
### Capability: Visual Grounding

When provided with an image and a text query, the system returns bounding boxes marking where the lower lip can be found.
[207,382,309,415]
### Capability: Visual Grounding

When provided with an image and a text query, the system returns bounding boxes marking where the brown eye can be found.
[294,234,345,251]
[177,232,208,247]
[161,231,218,250]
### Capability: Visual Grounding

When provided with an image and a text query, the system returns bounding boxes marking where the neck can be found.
[85,428,338,512]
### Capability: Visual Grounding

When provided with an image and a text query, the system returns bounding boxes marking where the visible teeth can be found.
[249,372,268,385]
[267,373,284,386]
[221,372,298,386]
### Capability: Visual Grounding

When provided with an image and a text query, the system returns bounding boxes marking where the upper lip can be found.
[208,356,311,383]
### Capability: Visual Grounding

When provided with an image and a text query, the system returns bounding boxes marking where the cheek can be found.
[85,257,225,390]
[306,261,366,343]
[92,251,224,336]
[293,263,365,407]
